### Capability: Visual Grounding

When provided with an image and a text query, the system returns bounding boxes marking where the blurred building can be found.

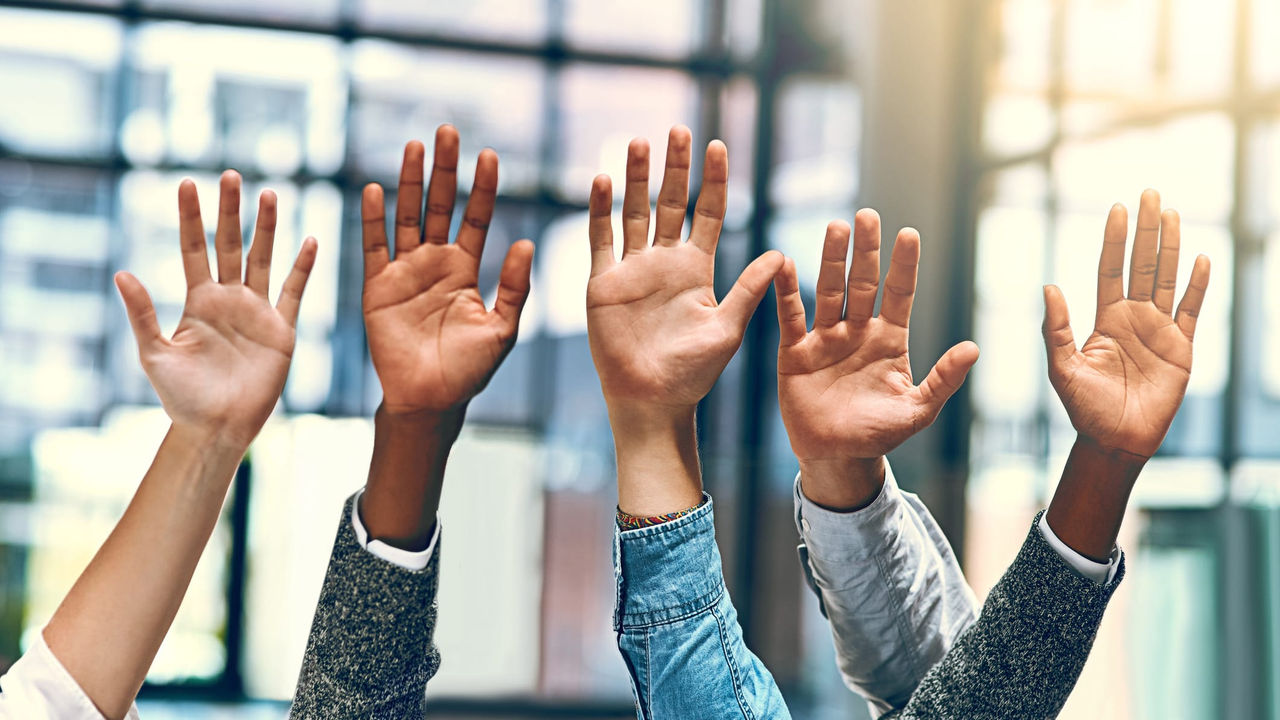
[0,1,1276,719]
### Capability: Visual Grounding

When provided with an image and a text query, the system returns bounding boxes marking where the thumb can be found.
[114,271,164,354]
[719,249,785,337]
[916,340,980,425]
[1042,284,1077,371]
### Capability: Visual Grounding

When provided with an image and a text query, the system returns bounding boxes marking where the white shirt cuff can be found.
[350,488,441,571]
[0,631,140,720]
[1038,512,1121,585]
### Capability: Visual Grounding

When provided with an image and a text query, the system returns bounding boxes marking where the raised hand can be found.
[587,126,783,412]
[358,126,534,548]
[114,171,317,450]
[362,125,534,416]
[46,172,315,718]
[775,210,978,509]
[587,125,783,515]
[1042,189,1210,459]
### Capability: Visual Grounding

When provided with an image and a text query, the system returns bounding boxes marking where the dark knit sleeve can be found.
[288,494,441,720]
[890,510,1125,720]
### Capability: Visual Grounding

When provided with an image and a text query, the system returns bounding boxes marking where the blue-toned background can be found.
[0,1,1277,718]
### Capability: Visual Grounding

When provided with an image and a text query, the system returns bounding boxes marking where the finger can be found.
[878,228,920,328]
[244,190,277,297]
[423,124,460,245]
[177,179,212,288]
[275,237,318,328]
[1175,254,1211,339]
[720,250,786,337]
[688,140,727,254]
[455,148,499,265]
[774,256,808,347]
[1041,284,1078,370]
[1153,208,1181,314]
[915,340,980,424]
[362,184,390,278]
[394,140,426,256]
[492,239,534,334]
[845,209,881,322]
[813,220,851,328]
[1097,202,1128,307]
[1127,189,1161,302]
[652,125,692,247]
[622,138,651,257]
[114,271,165,354]
[588,175,616,277]
[214,170,244,284]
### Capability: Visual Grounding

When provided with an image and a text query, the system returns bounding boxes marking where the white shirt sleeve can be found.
[1038,512,1122,585]
[0,631,140,720]
[350,488,441,571]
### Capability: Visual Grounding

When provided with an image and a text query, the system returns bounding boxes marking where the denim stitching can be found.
[711,601,757,720]
[618,583,726,629]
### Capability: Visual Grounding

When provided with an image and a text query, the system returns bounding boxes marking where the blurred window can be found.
[972,2,1280,717]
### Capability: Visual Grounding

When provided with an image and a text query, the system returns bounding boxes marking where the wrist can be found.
[1045,434,1147,561]
[376,402,467,437]
[798,455,886,512]
[167,421,251,461]
[608,402,703,517]
[362,403,463,550]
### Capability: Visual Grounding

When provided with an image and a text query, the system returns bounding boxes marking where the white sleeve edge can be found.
[350,488,440,571]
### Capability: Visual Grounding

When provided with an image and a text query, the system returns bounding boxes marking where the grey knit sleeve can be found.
[889,510,1125,720]
[288,494,441,720]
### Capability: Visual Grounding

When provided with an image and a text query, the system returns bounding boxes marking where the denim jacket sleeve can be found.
[613,495,792,720]
[794,463,979,717]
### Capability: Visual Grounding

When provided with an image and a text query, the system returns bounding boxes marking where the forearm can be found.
[1044,434,1145,561]
[360,403,462,550]
[609,403,702,516]
[42,424,243,719]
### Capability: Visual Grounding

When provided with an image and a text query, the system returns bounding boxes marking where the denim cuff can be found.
[613,493,724,630]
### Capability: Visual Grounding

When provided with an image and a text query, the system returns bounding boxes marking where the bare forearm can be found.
[1045,435,1145,562]
[360,403,463,550]
[609,403,703,517]
[43,424,243,720]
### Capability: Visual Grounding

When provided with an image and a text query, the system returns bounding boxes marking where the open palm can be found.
[586,127,782,412]
[363,127,533,416]
[115,171,317,449]
[1043,190,1210,458]
[776,211,978,462]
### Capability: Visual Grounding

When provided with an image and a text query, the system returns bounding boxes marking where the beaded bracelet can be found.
[616,499,706,530]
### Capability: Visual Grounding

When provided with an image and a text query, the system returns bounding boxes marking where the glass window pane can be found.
[555,65,699,201]
[127,23,346,174]
[772,77,859,208]
[139,0,341,24]
[0,9,121,158]
[1053,114,1235,223]
[563,0,703,58]
[355,0,550,42]
[350,41,544,194]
